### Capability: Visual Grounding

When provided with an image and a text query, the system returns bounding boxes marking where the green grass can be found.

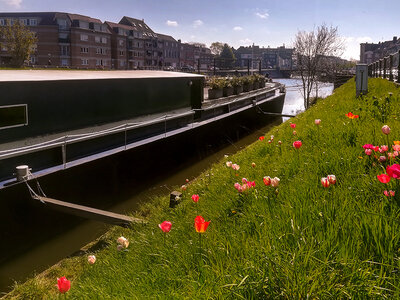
[4,78,400,299]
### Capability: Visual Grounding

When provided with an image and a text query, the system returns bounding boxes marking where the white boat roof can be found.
[0,70,204,82]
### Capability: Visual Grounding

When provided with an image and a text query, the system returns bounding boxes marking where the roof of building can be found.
[156,33,177,42]
[66,13,103,24]
[0,12,59,26]
[119,16,154,33]
[0,70,203,82]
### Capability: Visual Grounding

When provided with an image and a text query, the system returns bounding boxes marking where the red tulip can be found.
[346,112,359,119]
[290,123,296,128]
[327,175,336,185]
[263,176,271,186]
[191,194,199,203]
[321,177,330,188]
[57,276,71,294]
[194,216,210,233]
[377,174,391,183]
[259,136,265,141]
[293,140,302,149]
[387,164,400,179]
[159,221,172,233]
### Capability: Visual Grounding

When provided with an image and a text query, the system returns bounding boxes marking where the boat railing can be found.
[0,110,195,161]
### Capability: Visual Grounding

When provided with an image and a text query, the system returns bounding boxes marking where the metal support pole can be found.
[213,58,216,76]
[259,60,262,74]
[379,59,382,78]
[398,50,400,83]
[197,58,200,74]
[375,61,378,77]
[247,59,250,75]
[383,57,387,79]
[389,54,394,81]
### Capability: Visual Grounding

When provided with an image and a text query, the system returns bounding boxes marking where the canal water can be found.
[0,79,333,294]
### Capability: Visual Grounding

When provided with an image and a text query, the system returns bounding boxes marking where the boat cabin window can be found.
[0,104,28,130]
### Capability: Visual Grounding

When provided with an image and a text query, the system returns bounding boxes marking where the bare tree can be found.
[0,20,37,67]
[294,24,343,109]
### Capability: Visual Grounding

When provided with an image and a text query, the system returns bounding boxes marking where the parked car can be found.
[181,65,194,72]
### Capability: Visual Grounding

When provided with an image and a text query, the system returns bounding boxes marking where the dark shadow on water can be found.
[0,113,282,294]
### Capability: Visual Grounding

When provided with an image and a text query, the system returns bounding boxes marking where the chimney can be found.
[393,36,397,42]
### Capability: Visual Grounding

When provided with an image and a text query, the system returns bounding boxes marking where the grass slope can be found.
[5,78,400,299]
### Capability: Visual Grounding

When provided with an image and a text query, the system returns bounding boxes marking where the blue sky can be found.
[1,0,400,60]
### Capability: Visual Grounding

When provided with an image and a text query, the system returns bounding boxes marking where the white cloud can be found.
[193,20,203,28]
[239,38,253,45]
[166,20,178,27]
[0,0,22,8]
[356,36,372,43]
[255,12,269,19]
[233,26,243,31]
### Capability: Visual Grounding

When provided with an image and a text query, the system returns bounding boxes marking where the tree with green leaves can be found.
[210,42,224,56]
[219,43,236,69]
[0,20,37,67]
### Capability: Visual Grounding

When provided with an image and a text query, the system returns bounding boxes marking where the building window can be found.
[119,50,124,56]
[81,59,88,65]
[30,56,36,64]
[101,37,107,44]
[80,47,89,53]
[61,59,69,66]
[95,36,100,43]
[119,39,124,46]
[120,60,125,67]
[60,45,70,56]
[20,19,28,26]
[29,19,37,26]
[96,59,103,66]
[80,34,88,41]
[57,19,67,30]
[0,104,28,130]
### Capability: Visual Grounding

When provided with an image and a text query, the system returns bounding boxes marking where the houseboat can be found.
[0,70,285,189]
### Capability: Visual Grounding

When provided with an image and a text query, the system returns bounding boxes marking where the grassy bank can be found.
[5,78,400,299]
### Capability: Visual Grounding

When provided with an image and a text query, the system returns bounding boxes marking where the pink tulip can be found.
[231,164,240,171]
[293,130,297,136]
[242,177,248,184]
[327,175,336,185]
[381,145,389,152]
[363,144,374,150]
[181,185,187,191]
[159,221,172,233]
[268,140,272,144]
[315,119,321,125]
[384,190,395,197]
[271,177,280,187]
[393,145,400,152]
[382,125,390,135]
[88,255,96,265]
[270,135,274,141]
[117,236,129,248]
[234,182,242,191]
[379,156,387,162]
[365,149,372,156]
[321,177,330,188]
[278,141,282,145]
[226,161,232,167]
[387,164,400,178]
[191,194,199,203]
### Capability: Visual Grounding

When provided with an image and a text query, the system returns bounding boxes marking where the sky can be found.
[1,0,400,60]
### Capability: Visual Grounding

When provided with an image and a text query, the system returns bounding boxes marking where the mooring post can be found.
[16,165,29,181]
[389,54,394,81]
[169,191,182,208]
[383,57,387,79]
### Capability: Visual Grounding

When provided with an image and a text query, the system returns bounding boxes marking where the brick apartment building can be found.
[0,12,112,68]
[0,12,214,70]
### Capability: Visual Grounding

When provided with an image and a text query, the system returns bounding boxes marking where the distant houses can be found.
[360,36,400,64]
[0,11,295,70]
